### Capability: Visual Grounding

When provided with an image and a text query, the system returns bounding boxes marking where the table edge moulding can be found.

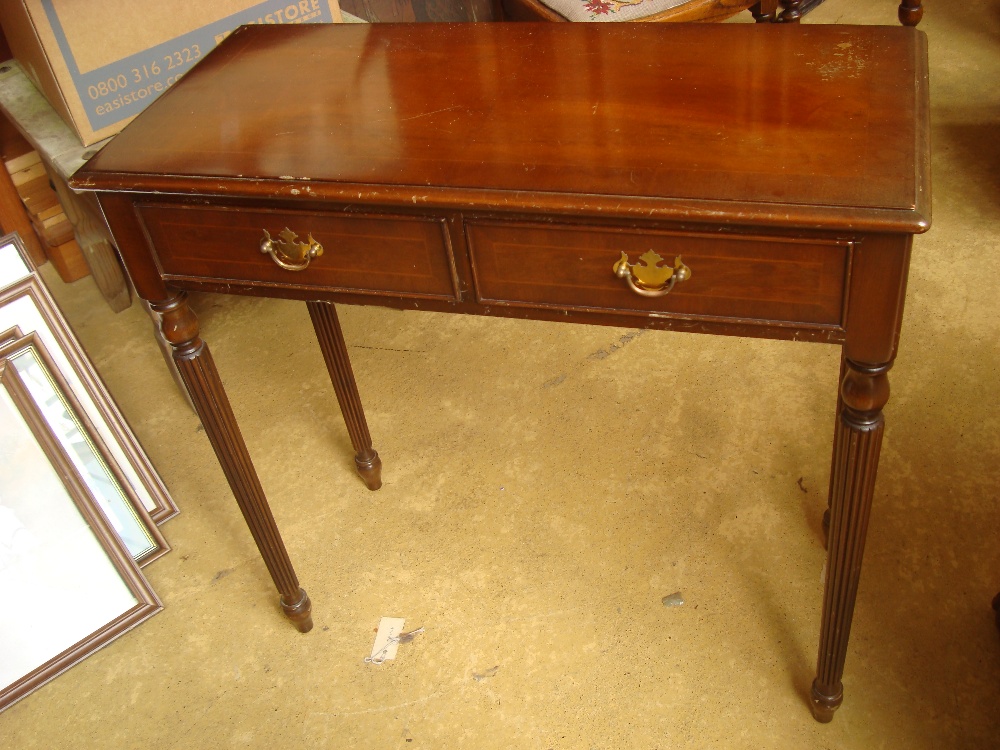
[69,22,931,723]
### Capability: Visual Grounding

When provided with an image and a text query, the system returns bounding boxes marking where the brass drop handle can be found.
[613,250,691,297]
[260,228,323,271]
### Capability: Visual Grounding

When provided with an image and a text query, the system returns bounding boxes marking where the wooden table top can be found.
[75,22,929,232]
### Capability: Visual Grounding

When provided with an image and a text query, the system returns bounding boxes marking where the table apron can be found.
[115,198,886,345]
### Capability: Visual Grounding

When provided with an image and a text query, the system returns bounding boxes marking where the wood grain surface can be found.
[75,23,929,232]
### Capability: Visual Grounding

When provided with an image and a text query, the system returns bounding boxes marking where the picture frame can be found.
[0,232,178,525]
[0,331,169,564]
[0,324,22,347]
[0,347,161,713]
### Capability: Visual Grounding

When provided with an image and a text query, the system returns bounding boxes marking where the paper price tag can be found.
[366,617,405,664]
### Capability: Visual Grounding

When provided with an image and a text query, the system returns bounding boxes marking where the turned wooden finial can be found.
[149,294,203,358]
[840,361,891,427]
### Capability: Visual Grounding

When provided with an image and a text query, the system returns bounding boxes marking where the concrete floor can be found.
[3,0,999,747]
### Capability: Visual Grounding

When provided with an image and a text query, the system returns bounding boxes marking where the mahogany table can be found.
[72,22,930,722]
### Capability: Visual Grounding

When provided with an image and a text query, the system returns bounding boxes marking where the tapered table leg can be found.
[811,359,890,721]
[307,300,382,490]
[151,293,312,633]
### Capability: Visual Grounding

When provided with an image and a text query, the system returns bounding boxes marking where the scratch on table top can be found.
[807,40,868,80]
[401,105,462,122]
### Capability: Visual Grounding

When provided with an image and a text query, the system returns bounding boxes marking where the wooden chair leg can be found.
[778,0,803,22]
[898,0,923,26]
[752,1,778,22]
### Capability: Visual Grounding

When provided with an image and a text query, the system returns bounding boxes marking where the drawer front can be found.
[467,221,850,327]
[137,204,459,300]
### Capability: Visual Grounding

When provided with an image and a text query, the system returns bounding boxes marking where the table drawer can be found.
[467,221,850,327]
[136,204,460,300]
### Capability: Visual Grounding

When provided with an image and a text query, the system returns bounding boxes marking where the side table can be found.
[72,22,931,722]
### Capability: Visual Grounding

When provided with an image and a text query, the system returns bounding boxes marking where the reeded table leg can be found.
[307,300,382,490]
[812,359,891,722]
[151,293,313,633]
[822,351,850,545]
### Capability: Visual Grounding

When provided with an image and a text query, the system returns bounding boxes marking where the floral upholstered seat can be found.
[540,0,715,22]
[499,0,777,24]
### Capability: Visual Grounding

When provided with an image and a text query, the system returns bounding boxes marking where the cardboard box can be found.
[0,1,342,146]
